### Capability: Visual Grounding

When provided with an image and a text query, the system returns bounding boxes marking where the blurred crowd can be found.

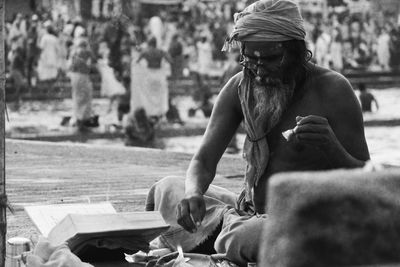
[306,12,400,73]
[6,2,400,87]
[4,1,400,129]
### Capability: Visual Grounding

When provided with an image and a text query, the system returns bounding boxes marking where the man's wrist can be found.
[185,188,203,198]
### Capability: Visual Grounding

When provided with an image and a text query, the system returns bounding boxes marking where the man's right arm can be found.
[177,74,243,233]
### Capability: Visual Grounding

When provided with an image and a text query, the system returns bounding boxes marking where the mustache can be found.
[262,76,283,87]
[247,69,287,87]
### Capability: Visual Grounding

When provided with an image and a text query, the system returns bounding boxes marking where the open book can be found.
[25,203,169,255]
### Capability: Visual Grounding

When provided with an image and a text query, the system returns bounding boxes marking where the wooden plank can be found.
[5,140,245,241]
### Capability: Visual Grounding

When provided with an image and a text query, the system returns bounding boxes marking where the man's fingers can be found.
[176,201,196,233]
[294,124,328,134]
[297,133,327,143]
[189,199,205,226]
[296,115,328,125]
[295,116,304,123]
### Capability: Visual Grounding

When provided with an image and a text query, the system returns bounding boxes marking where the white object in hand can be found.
[282,129,295,141]
[173,245,191,266]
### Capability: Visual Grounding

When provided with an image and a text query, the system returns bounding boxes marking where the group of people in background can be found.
[4,1,395,134]
[307,12,400,72]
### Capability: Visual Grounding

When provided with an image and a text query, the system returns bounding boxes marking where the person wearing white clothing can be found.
[37,22,61,81]
[377,28,391,71]
[329,28,343,72]
[97,41,126,117]
[196,35,213,76]
[132,37,171,118]
[315,29,331,69]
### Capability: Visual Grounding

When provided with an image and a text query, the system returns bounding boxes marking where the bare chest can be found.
[253,100,331,212]
[265,94,331,174]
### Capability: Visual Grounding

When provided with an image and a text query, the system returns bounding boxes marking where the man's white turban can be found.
[222,0,306,51]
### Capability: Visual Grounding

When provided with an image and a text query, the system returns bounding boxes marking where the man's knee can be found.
[214,213,266,266]
[154,176,184,188]
[145,175,185,211]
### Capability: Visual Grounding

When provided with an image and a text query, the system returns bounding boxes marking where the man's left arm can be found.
[295,74,370,168]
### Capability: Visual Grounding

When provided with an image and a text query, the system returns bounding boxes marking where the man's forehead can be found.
[243,41,284,56]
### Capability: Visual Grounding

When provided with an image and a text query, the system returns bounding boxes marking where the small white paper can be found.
[282,129,294,141]
[173,245,191,267]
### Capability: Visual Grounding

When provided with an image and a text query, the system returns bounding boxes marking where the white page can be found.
[25,202,117,237]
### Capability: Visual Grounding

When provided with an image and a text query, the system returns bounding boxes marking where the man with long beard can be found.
[145,0,370,266]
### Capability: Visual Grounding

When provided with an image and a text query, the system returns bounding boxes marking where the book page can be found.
[46,212,170,252]
[25,202,117,237]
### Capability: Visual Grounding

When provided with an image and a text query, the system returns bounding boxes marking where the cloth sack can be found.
[26,237,93,267]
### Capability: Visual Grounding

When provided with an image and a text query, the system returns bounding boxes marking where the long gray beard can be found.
[252,77,294,131]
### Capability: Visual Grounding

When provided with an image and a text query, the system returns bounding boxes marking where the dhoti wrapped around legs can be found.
[145,176,267,266]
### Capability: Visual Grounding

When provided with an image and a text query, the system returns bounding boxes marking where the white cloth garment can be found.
[377,32,391,71]
[97,59,126,97]
[37,33,61,81]
[130,52,169,117]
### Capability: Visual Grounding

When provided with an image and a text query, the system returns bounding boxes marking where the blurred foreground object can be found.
[5,237,31,267]
[26,237,93,267]
[260,168,400,267]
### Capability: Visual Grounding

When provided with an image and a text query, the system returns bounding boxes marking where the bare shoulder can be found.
[306,65,369,162]
[219,71,243,95]
[215,71,243,114]
[311,66,354,98]
[309,65,359,114]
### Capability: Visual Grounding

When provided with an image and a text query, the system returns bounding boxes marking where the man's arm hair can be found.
[185,74,243,195]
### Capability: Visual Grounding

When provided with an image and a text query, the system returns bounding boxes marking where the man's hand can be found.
[176,193,206,233]
[293,115,340,149]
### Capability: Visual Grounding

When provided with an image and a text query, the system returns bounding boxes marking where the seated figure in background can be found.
[145,0,370,266]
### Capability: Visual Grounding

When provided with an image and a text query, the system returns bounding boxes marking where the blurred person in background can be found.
[210,21,227,67]
[168,33,184,79]
[72,17,86,39]
[26,14,40,88]
[7,13,25,47]
[314,26,331,68]
[37,21,61,84]
[354,41,372,70]
[192,32,214,113]
[377,26,391,71]
[358,83,379,113]
[196,33,213,78]
[68,37,98,131]
[8,37,27,110]
[135,36,172,122]
[343,41,359,69]
[117,32,133,124]
[329,27,343,72]
[97,41,126,127]
[148,15,165,50]
[349,20,362,51]
[389,24,400,71]
[126,37,171,146]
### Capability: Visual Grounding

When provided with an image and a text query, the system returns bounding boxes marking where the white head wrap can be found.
[222,0,306,51]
